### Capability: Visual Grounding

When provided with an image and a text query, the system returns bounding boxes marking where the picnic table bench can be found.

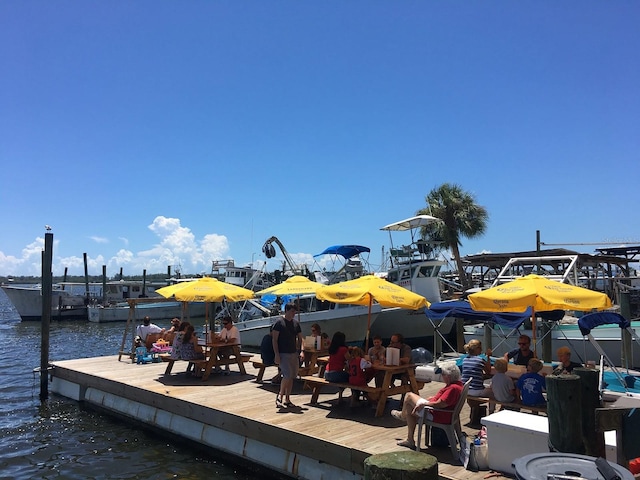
[302,363,425,417]
[251,359,327,383]
[467,396,547,416]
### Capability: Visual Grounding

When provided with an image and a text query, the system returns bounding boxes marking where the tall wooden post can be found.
[620,292,632,368]
[83,253,89,304]
[102,265,107,304]
[546,374,584,454]
[575,368,605,457]
[40,232,53,401]
[142,269,147,297]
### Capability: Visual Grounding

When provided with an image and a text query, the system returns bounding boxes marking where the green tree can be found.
[417,183,488,290]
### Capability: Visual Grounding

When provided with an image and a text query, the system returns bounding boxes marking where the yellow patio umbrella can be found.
[255,275,328,325]
[156,277,255,303]
[255,275,326,297]
[316,274,430,349]
[156,277,255,334]
[468,274,612,352]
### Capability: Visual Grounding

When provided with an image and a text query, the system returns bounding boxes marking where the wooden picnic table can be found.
[200,341,248,380]
[163,341,249,381]
[299,346,328,376]
[302,362,423,418]
[372,363,422,417]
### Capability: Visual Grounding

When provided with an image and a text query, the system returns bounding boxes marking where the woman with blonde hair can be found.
[462,339,494,404]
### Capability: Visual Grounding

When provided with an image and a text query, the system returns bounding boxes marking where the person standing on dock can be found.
[272,303,303,408]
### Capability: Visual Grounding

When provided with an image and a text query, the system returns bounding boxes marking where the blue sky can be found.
[1,1,639,277]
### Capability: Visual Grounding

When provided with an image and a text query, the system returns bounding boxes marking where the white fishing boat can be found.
[229,296,381,348]
[368,215,455,343]
[1,283,88,321]
[213,241,378,347]
[3,280,167,322]
[87,300,207,323]
[87,279,210,323]
[211,259,275,291]
[311,244,371,284]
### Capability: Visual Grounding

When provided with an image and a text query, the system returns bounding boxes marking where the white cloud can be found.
[0,216,233,277]
[0,238,48,276]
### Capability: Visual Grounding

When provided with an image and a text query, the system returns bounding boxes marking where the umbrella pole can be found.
[532,307,537,357]
[365,297,372,351]
[205,302,209,337]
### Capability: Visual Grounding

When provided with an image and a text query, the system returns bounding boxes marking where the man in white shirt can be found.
[217,317,241,375]
[135,316,165,347]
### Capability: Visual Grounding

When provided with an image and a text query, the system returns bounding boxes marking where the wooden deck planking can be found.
[50,356,509,480]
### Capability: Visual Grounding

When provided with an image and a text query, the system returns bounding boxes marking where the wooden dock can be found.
[49,356,509,480]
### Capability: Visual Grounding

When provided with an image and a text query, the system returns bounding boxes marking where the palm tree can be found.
[417,183,488,290]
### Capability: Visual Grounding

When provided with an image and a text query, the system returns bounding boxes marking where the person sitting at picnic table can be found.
[216,316,241,375]
[503,334,536,366]
[172,322,205,376]
[390,333,412,364]
[163,317,181,344]
[552,346,582,375]
[462,339,495,412]
[516,358,546,407]
[324,331,350,383]
[367,335,386,366]
[491,358,516,405]
[390,363,463,449]
[260,323,281,384]
[301,323,327,367]
[374,333,412,387]
[348,346,374,406]
[136,316,166,349]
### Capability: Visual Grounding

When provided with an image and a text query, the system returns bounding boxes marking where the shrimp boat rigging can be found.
[368,215,454,343]
[217,240,378,347]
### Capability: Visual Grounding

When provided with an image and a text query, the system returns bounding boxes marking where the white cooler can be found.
[415,360,460,383]
[482,410,549,475]
[481,410,617,475]
[415,365,442,382]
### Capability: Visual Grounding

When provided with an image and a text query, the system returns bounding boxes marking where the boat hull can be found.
[2,285,87,321]
[235,304,380,348]
[369,307,455,343]
[87,302,208,323]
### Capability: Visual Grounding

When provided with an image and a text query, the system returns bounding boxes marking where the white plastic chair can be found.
[416,378,472,459]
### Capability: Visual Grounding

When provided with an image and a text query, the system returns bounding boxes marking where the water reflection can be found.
[0,292,274,480]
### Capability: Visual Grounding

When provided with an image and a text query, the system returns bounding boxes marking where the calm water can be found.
[0,290,268,480]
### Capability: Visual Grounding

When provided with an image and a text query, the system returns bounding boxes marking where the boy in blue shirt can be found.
[516,358,546,407]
